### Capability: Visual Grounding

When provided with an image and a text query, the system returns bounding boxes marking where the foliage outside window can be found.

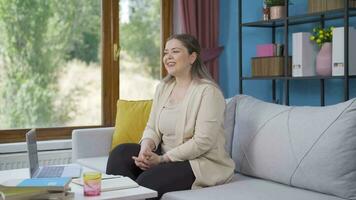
[119,0,161,100]
[0,0,163,134]
[0,0,101,129]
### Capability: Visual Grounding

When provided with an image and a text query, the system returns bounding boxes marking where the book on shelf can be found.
[72,176,139,192]
[256,44,284,58]
[256,44,276,57]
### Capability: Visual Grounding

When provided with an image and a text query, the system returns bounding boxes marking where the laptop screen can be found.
[26,129,39,178]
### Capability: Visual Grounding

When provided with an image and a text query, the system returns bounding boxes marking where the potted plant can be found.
[309,26,334,76]
[265,0,286,20]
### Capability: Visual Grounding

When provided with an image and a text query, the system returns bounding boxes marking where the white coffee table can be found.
[0,167,157,200]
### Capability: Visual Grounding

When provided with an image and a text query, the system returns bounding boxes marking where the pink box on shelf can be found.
[256,44,276,57]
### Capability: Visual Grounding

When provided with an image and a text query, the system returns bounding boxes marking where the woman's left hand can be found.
[142,151,161,167]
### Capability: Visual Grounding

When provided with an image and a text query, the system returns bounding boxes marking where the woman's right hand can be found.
[132,139,155,170]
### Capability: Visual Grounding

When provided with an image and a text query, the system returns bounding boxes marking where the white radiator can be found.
[0,140,72,171]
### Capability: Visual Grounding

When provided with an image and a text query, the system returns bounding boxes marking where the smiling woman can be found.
[106,34,235,199]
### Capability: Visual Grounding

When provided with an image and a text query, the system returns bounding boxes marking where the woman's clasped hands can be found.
[132,145,161,170]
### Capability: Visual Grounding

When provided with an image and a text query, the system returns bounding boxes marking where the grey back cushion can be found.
[224,97,237,156]
[231,95,356,200]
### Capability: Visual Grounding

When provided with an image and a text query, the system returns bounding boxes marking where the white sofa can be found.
[72,95,356,200]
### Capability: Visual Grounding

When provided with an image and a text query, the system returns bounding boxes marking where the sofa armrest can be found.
[72,127,115,162]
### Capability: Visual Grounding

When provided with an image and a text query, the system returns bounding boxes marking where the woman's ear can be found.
[189,52,198,64]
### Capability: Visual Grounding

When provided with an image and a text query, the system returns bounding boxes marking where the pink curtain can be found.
[178,0,222,82]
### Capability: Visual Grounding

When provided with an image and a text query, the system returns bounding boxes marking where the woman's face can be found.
[163,39,197,78]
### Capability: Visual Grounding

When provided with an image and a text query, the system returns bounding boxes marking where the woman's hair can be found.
[163,34,216,84]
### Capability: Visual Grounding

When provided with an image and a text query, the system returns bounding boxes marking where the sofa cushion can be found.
[161,173,343,200]
[224,97,237,156]
[231,95,356,199]
[111,100,152,150]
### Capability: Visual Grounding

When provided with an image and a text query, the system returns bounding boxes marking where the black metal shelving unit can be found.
[238,0,355,106]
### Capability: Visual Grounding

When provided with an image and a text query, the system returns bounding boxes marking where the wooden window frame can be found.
[0,0,173,143]
[161,0,173,78]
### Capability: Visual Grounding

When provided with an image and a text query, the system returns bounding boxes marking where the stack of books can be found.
[0,177,74,200]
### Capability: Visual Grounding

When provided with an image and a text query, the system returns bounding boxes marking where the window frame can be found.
[0,0,172,143]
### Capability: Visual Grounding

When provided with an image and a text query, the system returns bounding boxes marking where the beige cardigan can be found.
[141,79,235,189]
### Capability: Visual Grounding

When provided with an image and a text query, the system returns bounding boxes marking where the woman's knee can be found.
[110,143,140,157]
[106,143,140,174]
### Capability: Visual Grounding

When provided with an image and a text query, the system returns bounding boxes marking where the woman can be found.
[106,34,235,199]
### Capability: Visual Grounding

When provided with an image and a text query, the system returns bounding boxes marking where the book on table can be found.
[0,177,73,200]
[0,184,48,200]
[72,176,139,192]
[17,177,71,191]
[0,184,74,200]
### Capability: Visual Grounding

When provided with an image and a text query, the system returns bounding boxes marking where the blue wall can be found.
[219,0,356,105]
[219,0,238,98]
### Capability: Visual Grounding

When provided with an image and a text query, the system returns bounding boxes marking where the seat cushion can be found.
[231,95,356,199]
[161,173,344,200]
[111,100,152,150]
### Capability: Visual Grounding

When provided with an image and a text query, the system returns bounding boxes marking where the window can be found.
[0,0,102,129]
[0,0,172,143]
[0,0,118,142]
[119,0,161,100]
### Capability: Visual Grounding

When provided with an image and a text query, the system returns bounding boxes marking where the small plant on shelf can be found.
[309,26,334,47]
[264,0,291,20]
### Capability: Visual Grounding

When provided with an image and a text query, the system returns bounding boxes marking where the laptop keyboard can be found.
[37,166,64,178]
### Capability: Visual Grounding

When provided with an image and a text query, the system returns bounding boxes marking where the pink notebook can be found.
[256,44,276,57]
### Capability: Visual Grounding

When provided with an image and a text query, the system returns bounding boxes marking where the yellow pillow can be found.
[111,99,153,150]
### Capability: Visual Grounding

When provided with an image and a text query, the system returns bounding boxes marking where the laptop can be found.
[26,129,82,178]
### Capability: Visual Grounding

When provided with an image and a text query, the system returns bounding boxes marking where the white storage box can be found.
[332,27,356,76]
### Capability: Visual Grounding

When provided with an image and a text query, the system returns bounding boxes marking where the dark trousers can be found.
[106,143,195,200]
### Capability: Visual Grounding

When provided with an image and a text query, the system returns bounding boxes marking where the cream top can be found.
[158,102,181,153]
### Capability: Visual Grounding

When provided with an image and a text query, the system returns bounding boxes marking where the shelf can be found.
[239,0,354,103]
[242,75,356,80]
[242,8,356,28]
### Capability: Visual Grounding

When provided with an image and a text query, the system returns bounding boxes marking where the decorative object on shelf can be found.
[263,2,270,21]
[240,0,354,105]
[265,0,286,20]
[310,26,333,47]
[308,0,356,13]
[332,27,356,76]
[256,44,276,57]
[256,43,284,57]
[292,32,318,77]
[316,42,332,76]
[276,44,284,56]
[251,56,291,76]
[310,26,333,76]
